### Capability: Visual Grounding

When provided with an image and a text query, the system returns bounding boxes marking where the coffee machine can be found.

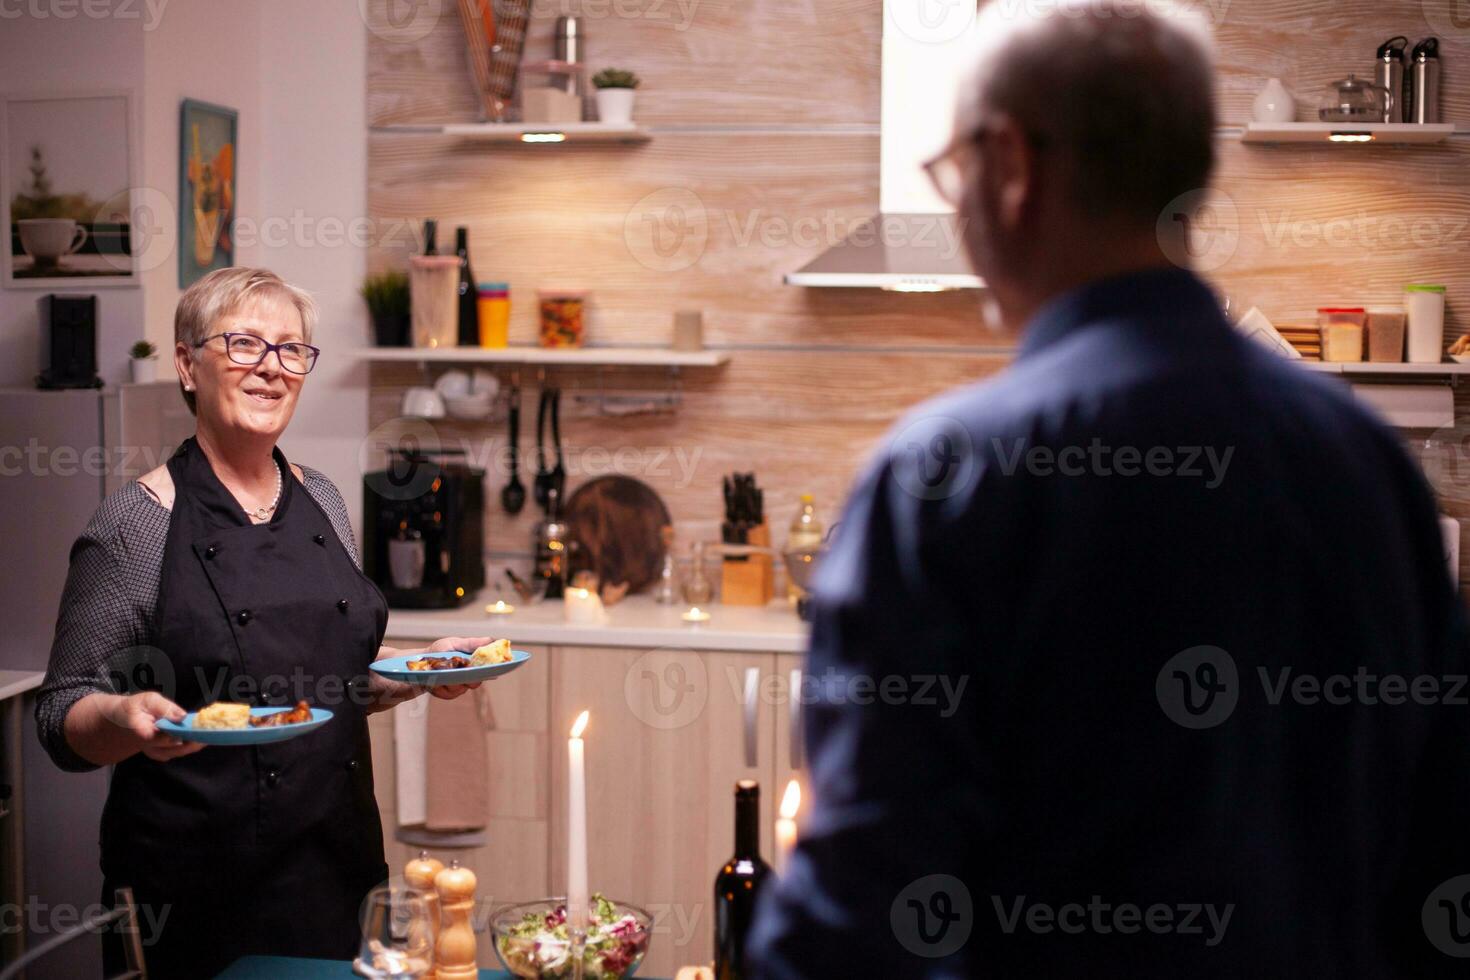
[363,448,485,608]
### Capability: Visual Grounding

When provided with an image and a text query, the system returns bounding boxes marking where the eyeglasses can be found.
[921,125,1052,207]
[196,332,320,375]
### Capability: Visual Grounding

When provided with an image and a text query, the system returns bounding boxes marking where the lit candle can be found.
[567,710,590,938]
[486,600,516,615]
[564,587,606,625]
[775,779,801,876]
[681,606,711,623]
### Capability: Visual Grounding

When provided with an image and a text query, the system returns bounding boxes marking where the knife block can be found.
[721,524,774,606]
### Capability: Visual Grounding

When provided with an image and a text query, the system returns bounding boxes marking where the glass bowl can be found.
[491,897,651,979]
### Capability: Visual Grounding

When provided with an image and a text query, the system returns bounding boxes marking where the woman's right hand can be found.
[97,692,205,762]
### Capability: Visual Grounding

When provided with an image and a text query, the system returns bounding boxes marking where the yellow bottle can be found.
[476,282,510,348]
[786,494,822,602]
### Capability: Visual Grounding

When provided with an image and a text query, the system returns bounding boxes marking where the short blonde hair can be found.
[175,267,318,413]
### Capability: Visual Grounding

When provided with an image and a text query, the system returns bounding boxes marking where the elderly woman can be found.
[37,267,488,978]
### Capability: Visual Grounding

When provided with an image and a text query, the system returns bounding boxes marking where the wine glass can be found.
[355,883,434,979]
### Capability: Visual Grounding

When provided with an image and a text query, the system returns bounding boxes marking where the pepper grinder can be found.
[434,860,478,980]
[404,851,444,952]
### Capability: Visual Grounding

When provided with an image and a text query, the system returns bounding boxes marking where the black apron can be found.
[100,438,389,979]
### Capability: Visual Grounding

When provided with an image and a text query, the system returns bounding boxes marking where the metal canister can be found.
[1375,36,1407,122]
[554,16,582,97]
[1411,36,1441,124]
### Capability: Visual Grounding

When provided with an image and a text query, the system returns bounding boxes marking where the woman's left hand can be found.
[422,636,489,701]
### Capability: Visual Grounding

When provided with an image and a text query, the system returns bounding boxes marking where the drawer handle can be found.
[788,668,803,770]
[743,666,760,768]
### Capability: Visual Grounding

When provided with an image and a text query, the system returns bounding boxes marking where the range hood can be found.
[785,2,984,290]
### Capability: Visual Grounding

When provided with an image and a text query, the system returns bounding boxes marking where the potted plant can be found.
[129,340,158,384]
[360,270,411,346]
[592,68,641,125]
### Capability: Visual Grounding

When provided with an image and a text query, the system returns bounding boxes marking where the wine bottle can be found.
[423,219,438,255]
[714,779,771,980]
[455,227,479,346]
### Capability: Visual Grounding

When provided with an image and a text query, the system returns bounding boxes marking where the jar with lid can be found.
[1405,284,1447,363]
[1317,307,1365,362]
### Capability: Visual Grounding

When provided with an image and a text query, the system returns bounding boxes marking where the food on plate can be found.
[193,702,250,729]
[407,654,472,671]
[1449,333,1470,356]
[471,639,514,665]
[250,700,312,727]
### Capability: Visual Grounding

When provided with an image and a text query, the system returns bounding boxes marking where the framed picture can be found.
[1,91,140,287]
[178,99,236,288]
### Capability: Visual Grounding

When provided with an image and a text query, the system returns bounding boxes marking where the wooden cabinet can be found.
[369,642,804,975]
[548,646,790,977]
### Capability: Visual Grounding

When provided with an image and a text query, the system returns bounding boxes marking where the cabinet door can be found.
[771,654,808,863]
[549,646,778,977]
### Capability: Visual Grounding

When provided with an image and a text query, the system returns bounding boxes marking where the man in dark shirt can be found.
[749,1,1470,977]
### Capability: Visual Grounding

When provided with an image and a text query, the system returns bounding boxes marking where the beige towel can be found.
[425,691,490,832]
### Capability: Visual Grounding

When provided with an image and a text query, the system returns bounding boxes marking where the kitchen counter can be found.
[384,593,810,653]
[0,671,43,702]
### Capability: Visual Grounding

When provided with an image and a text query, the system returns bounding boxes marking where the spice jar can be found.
[538,289,586,348]
[1317,307,1365,363]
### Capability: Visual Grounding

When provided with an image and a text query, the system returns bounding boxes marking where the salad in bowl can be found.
[491,894,651,979]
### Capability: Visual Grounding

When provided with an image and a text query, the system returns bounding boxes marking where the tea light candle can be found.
[775,779,801,876]
[563,587,606,625]
[681,606,712,623]
[485,600,516,616]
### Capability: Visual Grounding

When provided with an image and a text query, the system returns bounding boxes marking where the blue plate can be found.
[156,706,333,745]
[370,649,532,687]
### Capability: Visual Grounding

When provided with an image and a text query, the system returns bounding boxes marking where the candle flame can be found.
[779,779,802,819]
[570,710,590,739]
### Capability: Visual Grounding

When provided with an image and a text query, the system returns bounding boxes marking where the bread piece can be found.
[471,639,513,666]
[194,702,250,729]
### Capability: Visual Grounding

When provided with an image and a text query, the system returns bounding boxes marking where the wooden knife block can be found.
[721,524,774,606]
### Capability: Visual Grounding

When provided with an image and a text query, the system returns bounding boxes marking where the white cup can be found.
[401,386,446,418]
[17,219,88,264]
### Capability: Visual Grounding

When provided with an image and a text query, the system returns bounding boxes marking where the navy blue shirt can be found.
[749,268,1470,978]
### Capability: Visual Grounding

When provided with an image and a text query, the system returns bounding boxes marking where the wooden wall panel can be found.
[366,0,1470,590]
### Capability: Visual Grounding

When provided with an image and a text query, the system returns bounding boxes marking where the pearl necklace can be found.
[249,462,283,522]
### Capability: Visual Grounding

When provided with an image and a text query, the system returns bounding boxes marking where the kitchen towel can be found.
[393,696,429,827]
[425,689,491,831]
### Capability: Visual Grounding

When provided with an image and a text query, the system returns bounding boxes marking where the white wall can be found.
[0,12,145,387]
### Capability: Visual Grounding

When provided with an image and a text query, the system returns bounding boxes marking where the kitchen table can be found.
[215,955,671,978]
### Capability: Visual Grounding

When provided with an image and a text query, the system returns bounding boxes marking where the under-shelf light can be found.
[883,281,951,293]
[1327,132,1374,143]
[521,132,567,143]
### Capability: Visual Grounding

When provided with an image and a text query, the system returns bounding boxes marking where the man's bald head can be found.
[958,0,1218,229]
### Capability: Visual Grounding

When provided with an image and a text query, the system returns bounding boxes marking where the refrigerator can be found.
[0,382,194,978]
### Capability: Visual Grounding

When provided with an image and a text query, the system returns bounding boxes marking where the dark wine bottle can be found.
[714,779,771,980]
[423,219,438,255]
[454,227,479,346]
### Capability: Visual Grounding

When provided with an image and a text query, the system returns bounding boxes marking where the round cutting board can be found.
[564,476,672,594]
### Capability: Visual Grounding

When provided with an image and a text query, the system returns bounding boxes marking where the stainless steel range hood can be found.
[785,2,984,290]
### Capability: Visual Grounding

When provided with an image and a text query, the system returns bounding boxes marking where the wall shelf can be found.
[1240,122,1456,144]
[1297,361,1470,377]
[373,122,651,144]
[354,346,729,368]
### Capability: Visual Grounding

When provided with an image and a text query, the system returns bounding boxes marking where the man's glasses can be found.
[196,333,320,375]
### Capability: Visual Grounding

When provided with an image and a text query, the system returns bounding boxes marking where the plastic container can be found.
[409,255,462,349]
[1405,284,1447,364]
[477,282,510,348]
[1317,307,1365,362]
[538,289,586,348]
[1365,306,1406,362]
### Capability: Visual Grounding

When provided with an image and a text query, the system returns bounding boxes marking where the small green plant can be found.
[360,270,410,317]
[592,68,641,90]
[129,340,157,360]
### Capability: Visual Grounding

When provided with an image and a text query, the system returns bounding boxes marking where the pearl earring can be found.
[185,384,193,391]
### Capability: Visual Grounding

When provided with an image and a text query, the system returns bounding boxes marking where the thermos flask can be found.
[1375,36,1407,123]
[1410,36,1441,124]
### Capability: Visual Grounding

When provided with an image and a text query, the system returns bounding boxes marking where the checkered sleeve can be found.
[35,484,166,773]
[301,467,362,570]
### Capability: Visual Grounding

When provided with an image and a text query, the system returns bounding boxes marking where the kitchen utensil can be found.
[533,386,554,510]
[564,475,673,594]
[1318,74,1393,122]
[455,0,502,121]
[549,386,566,504]
[554,16,582,97]
[434,370,472,400]
[504,568,534,602]
[156,706,333,745]
[1411,37,1441,123]
[370,649,532,687]
[1376,36,1408,122]
[501,382,526,513]
[1251,78,1295,123]
[445,393,494,420]
[533,486,568,598]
